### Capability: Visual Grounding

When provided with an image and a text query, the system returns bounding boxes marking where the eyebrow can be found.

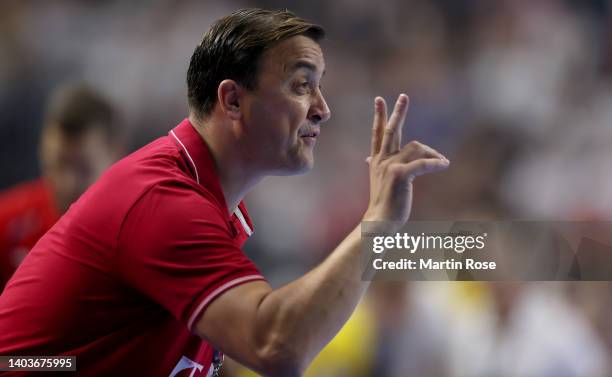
[289,60,326,77]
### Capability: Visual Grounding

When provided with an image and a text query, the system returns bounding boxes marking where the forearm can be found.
[254,223,367,373]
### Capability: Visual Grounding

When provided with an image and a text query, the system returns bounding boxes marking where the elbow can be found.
[255,337,307,377]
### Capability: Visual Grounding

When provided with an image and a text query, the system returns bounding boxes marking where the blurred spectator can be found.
[443,283,610,377]
[0,82,119,290]
[368,281,448,377]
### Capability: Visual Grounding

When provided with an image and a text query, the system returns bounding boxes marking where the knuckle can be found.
[414,160,426,169]
[414,159,431,171]
[383,127,395,135]
[407,140,420,149]
[388,163,405,177]
[378,158,390,170]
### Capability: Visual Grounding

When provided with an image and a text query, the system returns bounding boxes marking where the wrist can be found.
[361,211,402,233]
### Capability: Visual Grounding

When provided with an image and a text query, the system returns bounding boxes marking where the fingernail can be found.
[397,95,408,108]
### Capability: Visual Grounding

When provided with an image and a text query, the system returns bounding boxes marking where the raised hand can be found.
[364,94,449,226]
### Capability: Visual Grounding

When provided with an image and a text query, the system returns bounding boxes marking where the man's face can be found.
[40,125,116,213]
[240,35,331,175]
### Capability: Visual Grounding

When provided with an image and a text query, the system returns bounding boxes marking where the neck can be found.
[189,114,263,214]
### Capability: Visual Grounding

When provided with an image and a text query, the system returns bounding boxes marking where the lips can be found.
[299,128,320,138]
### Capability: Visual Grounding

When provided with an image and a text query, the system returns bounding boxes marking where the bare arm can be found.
[195,94,450,377]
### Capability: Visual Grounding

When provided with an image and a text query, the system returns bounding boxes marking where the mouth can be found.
[299,128,320,139]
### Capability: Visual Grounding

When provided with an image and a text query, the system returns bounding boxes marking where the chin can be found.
[273,158,314,176]
[295,160,314,174]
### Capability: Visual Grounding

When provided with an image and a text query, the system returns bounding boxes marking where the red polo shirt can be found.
[0,119,265,376]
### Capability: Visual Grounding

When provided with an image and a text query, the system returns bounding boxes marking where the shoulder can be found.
[59,135,220,245]
[0,179,55,224]
[124,180,228,237]
[107,134,227,221]
[0,179,51,206]
[88,134,198,210]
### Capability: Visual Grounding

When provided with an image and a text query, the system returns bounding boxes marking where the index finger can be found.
[380,94,409,155]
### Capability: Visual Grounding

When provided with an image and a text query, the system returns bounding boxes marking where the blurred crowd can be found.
[2,0,612,376]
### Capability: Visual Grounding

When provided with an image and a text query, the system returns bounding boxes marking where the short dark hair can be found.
[44,82,117,143]
[186,8,325,118]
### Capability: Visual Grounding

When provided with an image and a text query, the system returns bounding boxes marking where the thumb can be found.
[399,158,450,178]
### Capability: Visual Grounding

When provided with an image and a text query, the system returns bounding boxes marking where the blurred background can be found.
[2,0,612,376]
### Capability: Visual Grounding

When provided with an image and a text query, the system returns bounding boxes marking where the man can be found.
[0,8,449,377]
[0,82,118,290]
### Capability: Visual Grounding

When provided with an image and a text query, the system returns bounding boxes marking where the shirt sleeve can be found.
[116,181,266,331]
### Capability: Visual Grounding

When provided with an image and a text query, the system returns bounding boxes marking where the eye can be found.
[295,81,311,94]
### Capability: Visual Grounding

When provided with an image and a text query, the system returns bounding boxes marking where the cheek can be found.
[278,97,310,140]
[87,146,114,175]
[249,96,305,143]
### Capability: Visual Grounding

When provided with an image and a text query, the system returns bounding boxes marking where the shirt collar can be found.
[169,118,253,237]
[170,118,226,205]
[169,119,254,238]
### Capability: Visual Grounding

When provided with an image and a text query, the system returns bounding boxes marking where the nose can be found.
[308,88,331,125]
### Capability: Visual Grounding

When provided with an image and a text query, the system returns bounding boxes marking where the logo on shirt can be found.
[169,356,205,377]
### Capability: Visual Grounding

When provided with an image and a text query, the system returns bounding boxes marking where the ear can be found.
[217,79,243,121]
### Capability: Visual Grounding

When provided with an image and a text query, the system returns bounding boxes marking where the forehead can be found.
[260,35,325,78]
